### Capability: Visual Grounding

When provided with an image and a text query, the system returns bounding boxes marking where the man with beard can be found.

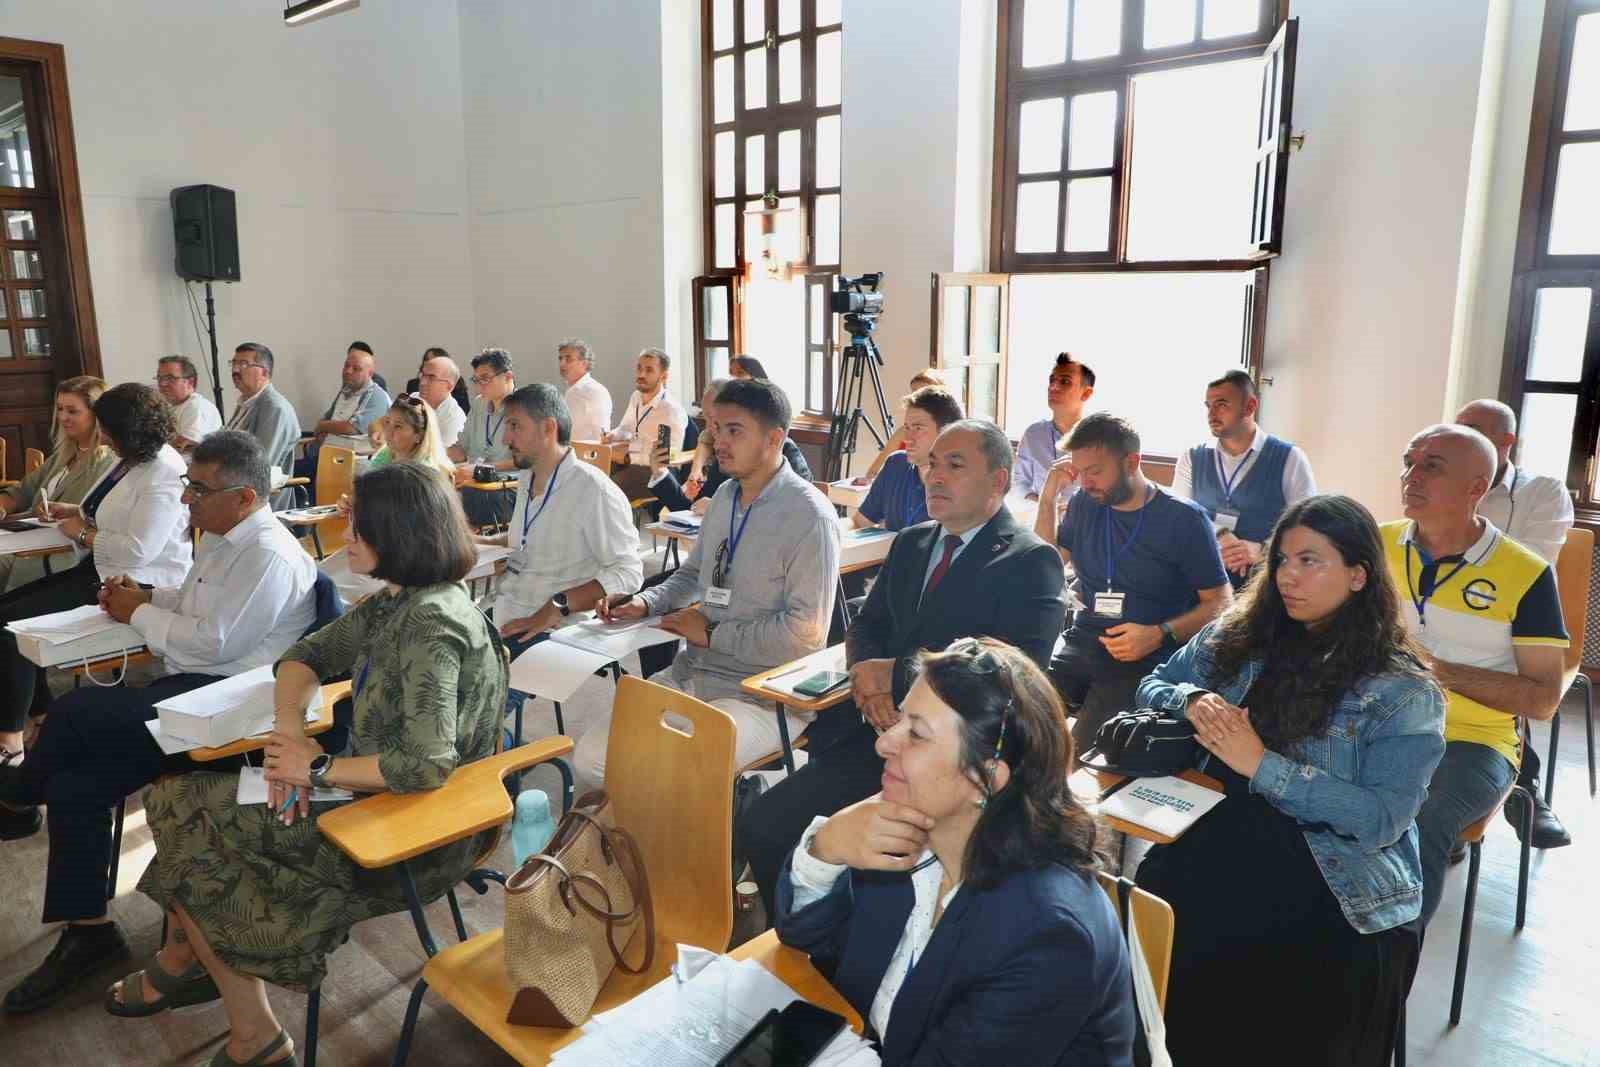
[1049,412,1232,756]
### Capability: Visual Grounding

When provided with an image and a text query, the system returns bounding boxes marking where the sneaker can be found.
[1504,791,1573,850]
[3,923,132,1014]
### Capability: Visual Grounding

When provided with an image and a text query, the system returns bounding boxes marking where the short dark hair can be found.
[472,347,513,376]
[1065,411,1139,458]
[1207,368,1257,401]
[639,347,671,372]
[730,354,768,380]
[422,346,451,363]
[236,342,274,376]
[504,383,573,445]
[713,377,791,433]
[348,341,374,357]
[192,429,271,501]
[94,383,175,464]
[1054,352,1096,388]
[351,463,476,587]
[904,385,964,428]
[158,355,199,382]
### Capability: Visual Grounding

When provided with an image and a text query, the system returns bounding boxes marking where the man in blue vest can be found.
[1172,369,1317,587]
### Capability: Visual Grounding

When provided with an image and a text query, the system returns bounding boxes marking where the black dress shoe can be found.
[0,801,41,840]
[1504,791,1573,849]
[3,923,132,1014]
[0,761,28,807]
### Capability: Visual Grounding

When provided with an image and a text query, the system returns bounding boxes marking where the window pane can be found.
[1064,176,1112,251]
[810,282,827,343]
[21,327,47,358]
[1125,57,1259,260]
[778,128,801,191]
[1022,0,1068,68]
[779,0,800,35]
[715,203,736,268]
[817,32,842,108]
[973,285,1002,354]
[744,47,768,110]
[815,193,841,264]
[1072,0,1122,61]
[747,200,798,267]
[1518,392,1578,483]
[1548,142,1600,254]
[0,290,5,316]
[1526,288,1593,382]
[709,347,731,382]
[745,134,765,196]
[714,55,735,123]
[779,39,801,103]
[712,0,734,51]
[704,285,729,341]
[1144,0,1196,49]
[778,195,801,261]
[817,0,841,27]
[0,329,10,359]
[1202,0,1259,39]
[3,209,36,241]
[1018,97,1064,174]
[943,288,970,359]
[1068,90,1117,170]
[943,365,968,404]
[1015,180,1060,254]
[970,362,1000,420]
[744,0,764,43]
[816,114,841,188]
[743,273,807,413]
[1565,14,1600,132]
[715,132,735,197]
[808,350,824,411]
[0,76,35,189]
[15,289,44,320]
[9,249,41,279]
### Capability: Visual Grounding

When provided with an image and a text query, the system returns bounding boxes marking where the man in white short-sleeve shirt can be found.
[156,355,222,454]
[557,337,613,443]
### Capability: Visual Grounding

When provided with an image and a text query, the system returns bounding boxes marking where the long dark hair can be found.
[916,638,1098,889]
[1208,494,1427,750]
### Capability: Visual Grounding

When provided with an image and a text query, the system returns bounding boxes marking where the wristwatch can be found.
[308,753,335,789]
[1159,621,1177,644]
[552,592,571,617]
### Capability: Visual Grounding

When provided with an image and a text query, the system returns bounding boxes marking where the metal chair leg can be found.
[553,700,565,736]
[392,977,429,1067]
[1394,995,1406,1067]
[1580,673,1595,796]
[1513,784,1533,932]
[304,986,320,1067]
[107,796,127,899]
[446,888,468,944]
[553,757,575,813]
[1450,841,1483,1025]
[398,862,441,958]
[1546,704,1562,806]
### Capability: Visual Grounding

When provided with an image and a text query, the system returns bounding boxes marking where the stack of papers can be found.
[661,510,703,532]
[839,526,895,569]
[550,945,878,1066]
[6,604,143,667]
[509,619,679,701]
[154,664,326,748]
[0,520,74,556]
[1096,775,1226,839]
[277,504,341,523]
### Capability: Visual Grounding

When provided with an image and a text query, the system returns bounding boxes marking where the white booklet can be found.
[661,509,702,531]
[1097,775,1226,840]
[509,619,678,701]
[235,765,353,806]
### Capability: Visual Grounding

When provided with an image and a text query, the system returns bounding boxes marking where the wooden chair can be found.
[571,439,615,475]
[25,447,44,474]
[390,676,739,1065]
[1548,527,1595,801]
[1095,871,1176,1013]
[303,445,355,558]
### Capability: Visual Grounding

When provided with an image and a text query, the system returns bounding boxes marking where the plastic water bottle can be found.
[511,789,556,868]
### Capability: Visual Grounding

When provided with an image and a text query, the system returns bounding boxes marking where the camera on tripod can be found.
[823,273,892,480]
[830,273,885,341]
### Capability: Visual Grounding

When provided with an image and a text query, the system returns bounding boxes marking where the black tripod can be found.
[824,315,894,481]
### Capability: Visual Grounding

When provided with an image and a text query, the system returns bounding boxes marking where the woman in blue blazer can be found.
[774,637,1134,1066]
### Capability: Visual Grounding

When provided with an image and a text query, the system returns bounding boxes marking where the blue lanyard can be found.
[1403,541,1471,627]
[520,449,569,546]
[723,483,758,575]
[1102,486,1154,590]
[354,660,371,698]
[1214,447,1254,508]
[483,404,505,450]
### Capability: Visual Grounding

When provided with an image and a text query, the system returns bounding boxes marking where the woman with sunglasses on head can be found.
[366,393,455,479]
[775,637,1134,1066]
[1132,494,1445,1066]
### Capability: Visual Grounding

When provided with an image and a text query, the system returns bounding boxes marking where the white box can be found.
[155,665,324,748]
[6,604,145,668]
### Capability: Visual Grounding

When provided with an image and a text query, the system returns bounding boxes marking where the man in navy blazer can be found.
[736,420,1066,909]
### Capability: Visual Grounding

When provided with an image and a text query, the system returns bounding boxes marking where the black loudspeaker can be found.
[170,184,240,282]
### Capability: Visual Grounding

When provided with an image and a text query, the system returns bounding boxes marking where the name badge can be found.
[505,548,529,575]
[1213,509,1240,534]
[705,585,733,607]
[1093,591,1125,618]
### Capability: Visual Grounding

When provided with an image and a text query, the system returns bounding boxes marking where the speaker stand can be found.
[203,281,225,419]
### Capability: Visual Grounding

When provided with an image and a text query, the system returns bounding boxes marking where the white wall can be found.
[0,0,475,418]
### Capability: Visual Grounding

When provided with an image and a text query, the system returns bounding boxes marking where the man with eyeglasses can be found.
[222,342,300,508]
[0,430,321,1013]
[592,379,838,788]
[407,348,468,448]
[449,347,519,527]
[154,355,221,454]
[294,342,392,482]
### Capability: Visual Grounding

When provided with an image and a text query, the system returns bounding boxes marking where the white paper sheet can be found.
[276,505,341,523]
[661,509,703,531]
[152,664,324,720]
[1097,774,1226,839]
[467,543,512,581]
[508,639,615,702]
[6,603,127,644]
[0,522,74,556]
[144,704,321,756]
[759,647,850,699]
[551,618,679,661]
[234,765,352,805]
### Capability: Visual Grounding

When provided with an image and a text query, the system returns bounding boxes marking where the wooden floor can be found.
[3,578,1599,1063]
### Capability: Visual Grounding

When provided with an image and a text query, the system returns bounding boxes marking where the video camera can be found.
[830,273,885,340]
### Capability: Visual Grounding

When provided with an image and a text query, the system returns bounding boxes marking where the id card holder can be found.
[1093,591,1125,618]
[505,548,528,575]
[705,585,733,607]
[1213,509,1240,534]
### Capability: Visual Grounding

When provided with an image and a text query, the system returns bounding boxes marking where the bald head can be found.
[1402,423,1498,526]
[1455,398,1517,473]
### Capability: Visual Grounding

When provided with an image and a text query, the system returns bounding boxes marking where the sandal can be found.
[198,1027,296,1067]
[103,957,220,1018]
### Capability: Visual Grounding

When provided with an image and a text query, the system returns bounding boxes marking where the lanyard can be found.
[1215,446,1255,508]
[1102,486,1154,590]
[1403,541,1471,626]
[634,396,657,434]
[722,483,758,577]
[519,449,569,547]
[354,660,371,698]
[82,461,132,523]
[483,404,505,451]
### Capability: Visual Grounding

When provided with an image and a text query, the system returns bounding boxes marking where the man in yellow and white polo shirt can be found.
[1383,424,1568,927]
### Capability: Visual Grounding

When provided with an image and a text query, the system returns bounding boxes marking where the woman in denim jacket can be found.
[1133,494,1444,1067]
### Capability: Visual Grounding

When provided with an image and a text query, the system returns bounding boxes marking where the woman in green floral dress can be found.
[112,463,509,1067]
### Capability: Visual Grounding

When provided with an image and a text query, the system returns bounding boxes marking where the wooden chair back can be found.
[1140,458,1174,487]
[1096,871,1175,1013]
[572,440,616,475]
[1554,527,1593,674]
[0,436,7,481]
[603,676,738,953]
[314,445,355,545]
[25,447,44,475]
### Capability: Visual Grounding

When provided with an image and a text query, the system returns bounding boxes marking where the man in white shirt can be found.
[155,355,221,453]
[1012,353,1095,502]
[477,384,642,654]
[416,352,467,448]
[604,347,688,500]
[1171,369,1317,585]
[557,337,613,443]
[1456,397,1577,849]
[0,430,321,1013]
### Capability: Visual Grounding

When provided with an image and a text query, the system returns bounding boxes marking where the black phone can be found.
[715,1001,848,1067]
[792,670,850,699]
[657,423,673,452]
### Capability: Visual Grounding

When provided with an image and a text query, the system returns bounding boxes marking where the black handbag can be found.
[1079,707,1199,778]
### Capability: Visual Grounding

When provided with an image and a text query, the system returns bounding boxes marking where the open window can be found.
[932,273,1010,424]
[1250,17,1297,253]
[691,274,742,395]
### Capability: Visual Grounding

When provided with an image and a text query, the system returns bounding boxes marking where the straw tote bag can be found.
[502,789,656,1027]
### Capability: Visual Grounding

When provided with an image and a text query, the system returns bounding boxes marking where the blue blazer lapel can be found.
[833,874,916,1024]
[879,885,979,1060]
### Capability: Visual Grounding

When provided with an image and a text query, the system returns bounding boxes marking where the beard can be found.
[1100,468,1136,506]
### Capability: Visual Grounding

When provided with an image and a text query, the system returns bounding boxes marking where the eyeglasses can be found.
[153,374,191,385]
[180,474,248,500]
[471,372,504,387]
[417,372,449,384]
[946,637,1011,763]
[228,360,263,372]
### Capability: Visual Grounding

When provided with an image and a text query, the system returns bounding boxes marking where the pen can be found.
[277,787,299,814]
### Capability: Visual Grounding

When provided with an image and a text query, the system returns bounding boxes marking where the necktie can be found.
[923,534,963,600]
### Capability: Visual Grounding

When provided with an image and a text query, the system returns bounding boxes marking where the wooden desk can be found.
[1070,767,1225,845]
[189,685,344,761]
[466,479,519,492]
[10,543,76,576]
[740,644,850,772]
[731,929,864,1034]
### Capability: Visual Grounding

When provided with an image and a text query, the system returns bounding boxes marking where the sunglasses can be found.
[397,392,426,407]
[946,637,1011,763]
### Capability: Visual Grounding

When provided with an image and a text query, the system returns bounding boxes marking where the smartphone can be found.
[716,1001,848,1067]
[792,670,850,698]
[657,423,673,452]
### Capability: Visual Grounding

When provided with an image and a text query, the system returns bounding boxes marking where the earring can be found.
[975,795,987,811]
